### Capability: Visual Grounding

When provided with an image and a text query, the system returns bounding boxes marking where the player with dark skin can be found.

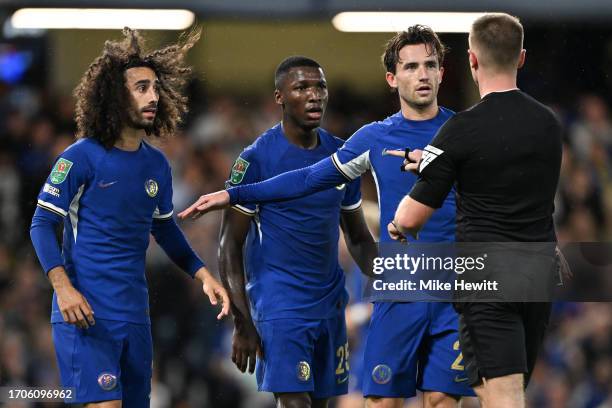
[219,63,375,408]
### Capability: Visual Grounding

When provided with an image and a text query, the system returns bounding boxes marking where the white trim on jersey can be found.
[370,164,382,218]
[231,204,256,216]
[341,198,363,212]
[254,210,263,244]
[37,199,68,217]
[332,150,371,180]
[153,207,174,220]
[69,184,85,242]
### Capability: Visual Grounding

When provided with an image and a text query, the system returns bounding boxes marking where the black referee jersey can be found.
[410,89,562,242]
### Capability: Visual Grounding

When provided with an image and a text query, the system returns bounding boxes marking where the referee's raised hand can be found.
[383,148,423,173]
[179,190,230,220]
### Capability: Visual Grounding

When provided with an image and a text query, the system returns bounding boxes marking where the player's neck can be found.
[281,120,319,150]
[116,127,145,151]
[400,100,439,121]
[477,71,518,98]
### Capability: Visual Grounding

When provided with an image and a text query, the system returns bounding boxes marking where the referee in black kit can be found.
[387,13,562,408]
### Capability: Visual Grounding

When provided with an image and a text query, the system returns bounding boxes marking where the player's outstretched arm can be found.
[178,156,347,220]
[219,208,263,374]
[340,208,378,277]
[179,190,231,220]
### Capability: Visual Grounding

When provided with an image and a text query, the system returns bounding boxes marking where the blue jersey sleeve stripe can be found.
[232,205,256,216]
[37,199,68,217]
[341,199,363,212]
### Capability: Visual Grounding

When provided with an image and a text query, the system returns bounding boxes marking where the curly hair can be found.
[73,27,200,148]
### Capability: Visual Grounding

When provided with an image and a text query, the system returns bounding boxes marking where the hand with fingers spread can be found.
[178,190,230,220]
[195,267,230,320]
[232,319,263,374]
[383,148,423,173]
[49,267,95,329]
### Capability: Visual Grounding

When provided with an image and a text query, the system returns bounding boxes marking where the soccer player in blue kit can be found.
[29,28,229,408]
[180,27,475,408]
[217,56,376,408]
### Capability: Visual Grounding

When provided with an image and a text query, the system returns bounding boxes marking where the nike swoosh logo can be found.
[337,375,349,384]
[98,180,118,188]
[454,375,469,383]
[335,183,346,190]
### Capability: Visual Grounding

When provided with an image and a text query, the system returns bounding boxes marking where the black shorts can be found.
[455,302,551,387]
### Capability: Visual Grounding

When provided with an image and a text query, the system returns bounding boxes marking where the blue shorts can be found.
[362,302,475,398]
[52,319,152,406]
[254,313,348,398]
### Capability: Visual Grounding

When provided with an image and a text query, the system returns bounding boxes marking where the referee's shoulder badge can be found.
[50,158,73,184]
[230,157,250,184]
[419,145,444,173]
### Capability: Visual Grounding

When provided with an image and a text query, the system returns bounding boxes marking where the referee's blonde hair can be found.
[470,13,523,71]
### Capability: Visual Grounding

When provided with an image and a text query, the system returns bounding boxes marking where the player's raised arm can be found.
[179,125,376,220]
[178,155,345,219]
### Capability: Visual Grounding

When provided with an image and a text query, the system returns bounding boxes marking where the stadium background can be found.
[0,1,611,407]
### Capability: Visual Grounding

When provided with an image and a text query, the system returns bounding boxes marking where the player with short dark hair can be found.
[218,55,375,408]
[29,27,229,408]
[389,13,562,408]
[180,27,475,408]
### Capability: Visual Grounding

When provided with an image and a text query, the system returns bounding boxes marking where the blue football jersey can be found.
[36,138,174,324]
[331,108,456,242]
[228,124,361,321]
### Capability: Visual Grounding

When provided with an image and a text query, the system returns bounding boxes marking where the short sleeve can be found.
[409,116,465,209]
[341,177,362,212]
[37,144,91,218]
[153,160,174,220]
[331,126,372,180]
[225,148,261,216]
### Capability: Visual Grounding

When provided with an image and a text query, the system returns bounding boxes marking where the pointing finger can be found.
[382,149,407,158]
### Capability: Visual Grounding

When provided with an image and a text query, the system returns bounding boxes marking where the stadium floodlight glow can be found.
[10,8,195,30]
[332,12,489,33]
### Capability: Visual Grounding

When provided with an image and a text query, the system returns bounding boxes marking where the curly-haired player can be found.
[30,28,229,408]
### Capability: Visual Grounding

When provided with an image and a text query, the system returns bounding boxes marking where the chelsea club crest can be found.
[145,179,158,198]
[97,372,117,391]
[296,361,311,382]
[372,364,392,384]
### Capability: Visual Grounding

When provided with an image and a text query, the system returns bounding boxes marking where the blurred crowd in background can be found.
[0,67,611,407]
